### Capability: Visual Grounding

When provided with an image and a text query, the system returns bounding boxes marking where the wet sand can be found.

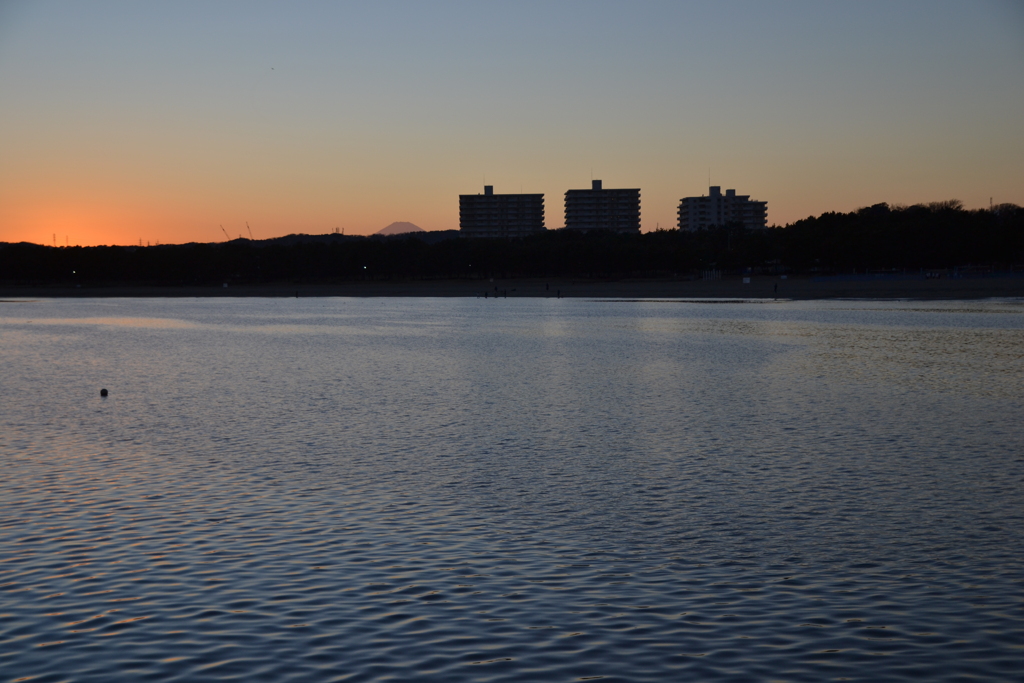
[2,276,1023,301]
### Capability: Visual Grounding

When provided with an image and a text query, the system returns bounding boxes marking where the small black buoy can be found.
[100,388,108,397]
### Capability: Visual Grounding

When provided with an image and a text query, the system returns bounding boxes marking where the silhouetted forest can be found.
[2,202,1022,286]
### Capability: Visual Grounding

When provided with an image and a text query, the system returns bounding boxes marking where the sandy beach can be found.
[2,276,1023,300]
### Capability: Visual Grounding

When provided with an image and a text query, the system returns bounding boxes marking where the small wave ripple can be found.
[2,297,1023,681]
[4,442,1021,682]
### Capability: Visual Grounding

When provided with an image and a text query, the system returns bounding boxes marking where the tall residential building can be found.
[677,186,767,231]
[564,180,641,233]
[459,186,545,238]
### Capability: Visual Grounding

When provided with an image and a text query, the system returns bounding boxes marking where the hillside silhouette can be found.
[2,202,1021,287]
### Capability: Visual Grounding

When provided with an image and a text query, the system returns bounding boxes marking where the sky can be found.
[1,0,1022,246]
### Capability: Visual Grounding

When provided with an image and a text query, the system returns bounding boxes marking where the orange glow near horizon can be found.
[3,188,1019,248]
[2,4,1021,247]
[1,194,423,247]
[3,201,148,248]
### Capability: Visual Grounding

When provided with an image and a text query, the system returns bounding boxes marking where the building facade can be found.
[677,186,767,231]
[459,186,545,238]
[564,180,641,233]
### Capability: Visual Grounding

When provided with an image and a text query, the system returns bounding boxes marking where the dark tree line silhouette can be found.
[2,202,1021,286]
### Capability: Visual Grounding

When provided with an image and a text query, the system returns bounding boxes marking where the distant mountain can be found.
[376,221,424,236]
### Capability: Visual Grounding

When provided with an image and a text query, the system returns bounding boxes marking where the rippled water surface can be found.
[2,297,1022,682]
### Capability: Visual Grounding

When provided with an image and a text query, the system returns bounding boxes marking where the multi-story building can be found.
[459,186,545,238]
[677,186,767,231]
[564,180,641,233]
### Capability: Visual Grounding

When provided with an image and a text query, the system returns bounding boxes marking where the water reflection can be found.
[1,297,1022,682]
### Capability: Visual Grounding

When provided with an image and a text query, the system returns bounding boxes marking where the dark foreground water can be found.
[1,297,1022,682]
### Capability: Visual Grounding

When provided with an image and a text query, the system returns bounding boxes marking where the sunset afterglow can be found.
[2,1,1022,246]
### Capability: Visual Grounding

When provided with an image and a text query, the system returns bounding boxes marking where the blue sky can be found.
[1,0,1022,245]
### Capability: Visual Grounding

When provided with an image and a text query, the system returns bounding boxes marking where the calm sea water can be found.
[1,297,1022,682]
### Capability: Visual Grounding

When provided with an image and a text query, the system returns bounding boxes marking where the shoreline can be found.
[2,276,1023,301]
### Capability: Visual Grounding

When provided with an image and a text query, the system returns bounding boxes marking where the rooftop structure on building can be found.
[459,186,545,238]
[678,186,767,231]
[564,180,641,233]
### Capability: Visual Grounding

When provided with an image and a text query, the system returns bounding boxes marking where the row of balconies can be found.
[565,211,641,218]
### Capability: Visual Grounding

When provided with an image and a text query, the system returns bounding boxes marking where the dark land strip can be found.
[2,276,1023,300]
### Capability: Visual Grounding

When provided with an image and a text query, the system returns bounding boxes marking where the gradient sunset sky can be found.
[2,0,1022,246]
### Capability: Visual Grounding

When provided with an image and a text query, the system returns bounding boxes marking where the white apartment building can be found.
[564,180,641,233]
[678,186,767,231]
[459,185,546,238]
